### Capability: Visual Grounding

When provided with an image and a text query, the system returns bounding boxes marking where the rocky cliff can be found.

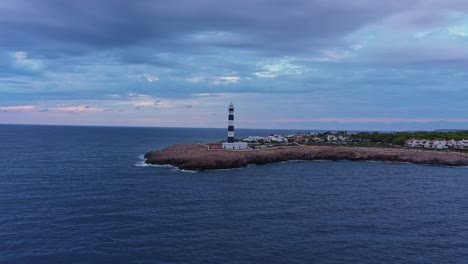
[144,144,468,170]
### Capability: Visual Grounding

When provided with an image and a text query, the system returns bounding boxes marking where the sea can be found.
[1,124,468,264]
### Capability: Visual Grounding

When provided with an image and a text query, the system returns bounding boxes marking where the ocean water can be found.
[1,125,468,264]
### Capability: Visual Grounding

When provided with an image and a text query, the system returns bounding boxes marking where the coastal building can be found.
[222,103,248,150]
[406,139,451,149]
[405,139,419,147]
[242,136,264,142]
[268,134,288,143]
[461,140,468,147]
[312,137,324,143]
[338,135,349,142]
[447,139,457,148]
[424,140,434,148]
[432,140,447,149]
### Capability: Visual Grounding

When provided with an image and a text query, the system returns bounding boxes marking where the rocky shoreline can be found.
[144,143,468,171]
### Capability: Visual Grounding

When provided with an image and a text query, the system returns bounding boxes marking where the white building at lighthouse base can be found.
[222,142,248,150]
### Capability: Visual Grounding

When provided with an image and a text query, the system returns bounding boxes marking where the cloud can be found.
[120,93,177,108]
[311,50,346,62]
[3,1,468,129]
[142,73,159,82]
[122,93,159,107]
[273,117,468,124]
[48,106,104,112]
[133,101,155,106]
[0,105,103,112]
[13,51,43,70]
[0,105,37,111]
[254,57,304,78]
[1,1,467,67]
[0,0,417,58]
[253,72,277,78]
[184,76,205,83]
[212,76,240,85]
[301,104,321,109]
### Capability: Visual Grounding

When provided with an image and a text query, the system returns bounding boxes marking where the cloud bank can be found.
[1,0,468,129]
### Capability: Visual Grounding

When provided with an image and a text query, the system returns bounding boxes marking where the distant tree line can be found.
[350,131,468,146]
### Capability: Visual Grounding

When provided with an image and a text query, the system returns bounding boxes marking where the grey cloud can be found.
[0,0,418,57]
[3,0,468,102]
[0,52,43,77]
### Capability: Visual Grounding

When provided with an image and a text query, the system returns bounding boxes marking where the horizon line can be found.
[1,122,467,133]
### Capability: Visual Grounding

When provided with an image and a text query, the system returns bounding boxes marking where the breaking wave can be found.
[134,155,173,168]
[134,155,198,173]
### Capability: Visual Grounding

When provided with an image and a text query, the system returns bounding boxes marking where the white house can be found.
[460,140,468,148]
[338,135,349,142]
[223,142,248,150]
[405,139,420,147]
[432,140,447,149]
[416,140,425,147]
[268,135,288,143]
[405,138,468,149]
[424,140,433,148]
[455,140,466,149]
[405,139,414,147]
[327,135,337,142]
[242,136,264,142]
[446,139,457,148]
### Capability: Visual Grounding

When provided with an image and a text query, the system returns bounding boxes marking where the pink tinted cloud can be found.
[0,105,37,111]
[0,105,104,112]
[273,117,468,124]
[48,106,104,112]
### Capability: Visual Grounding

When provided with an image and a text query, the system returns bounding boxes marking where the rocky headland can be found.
[144,143,468,170]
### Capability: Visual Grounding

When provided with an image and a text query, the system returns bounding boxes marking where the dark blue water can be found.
[1,125,468,264]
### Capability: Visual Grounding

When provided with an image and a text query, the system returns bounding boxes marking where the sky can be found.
[1,0,468,130]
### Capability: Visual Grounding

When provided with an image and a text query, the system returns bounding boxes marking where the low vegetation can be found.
[351,131,468,146]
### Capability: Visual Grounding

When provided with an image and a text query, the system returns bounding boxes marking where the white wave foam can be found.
[134,160,161,167]
[363,160,468,168]
[204,167,244,172]
[134,155,174,168]
[134,161,174,168]
[134,154,199,172]
[279,159,304,164]
[175,168,199,173]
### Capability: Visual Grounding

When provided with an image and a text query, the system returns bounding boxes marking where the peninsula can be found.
[144,143,468,170]
[145,103,468,170]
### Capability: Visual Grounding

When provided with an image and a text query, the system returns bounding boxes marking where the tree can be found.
[392,137,407,146]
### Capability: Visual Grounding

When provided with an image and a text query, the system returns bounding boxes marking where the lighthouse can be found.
[227,102,235,143]
[222,103,248,150]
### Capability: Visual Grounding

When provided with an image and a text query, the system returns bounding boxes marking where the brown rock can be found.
[144,144,468,170]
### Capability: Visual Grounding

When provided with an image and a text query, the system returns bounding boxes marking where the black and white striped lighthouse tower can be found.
[222,102,247,150]
[227,102,235,143]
